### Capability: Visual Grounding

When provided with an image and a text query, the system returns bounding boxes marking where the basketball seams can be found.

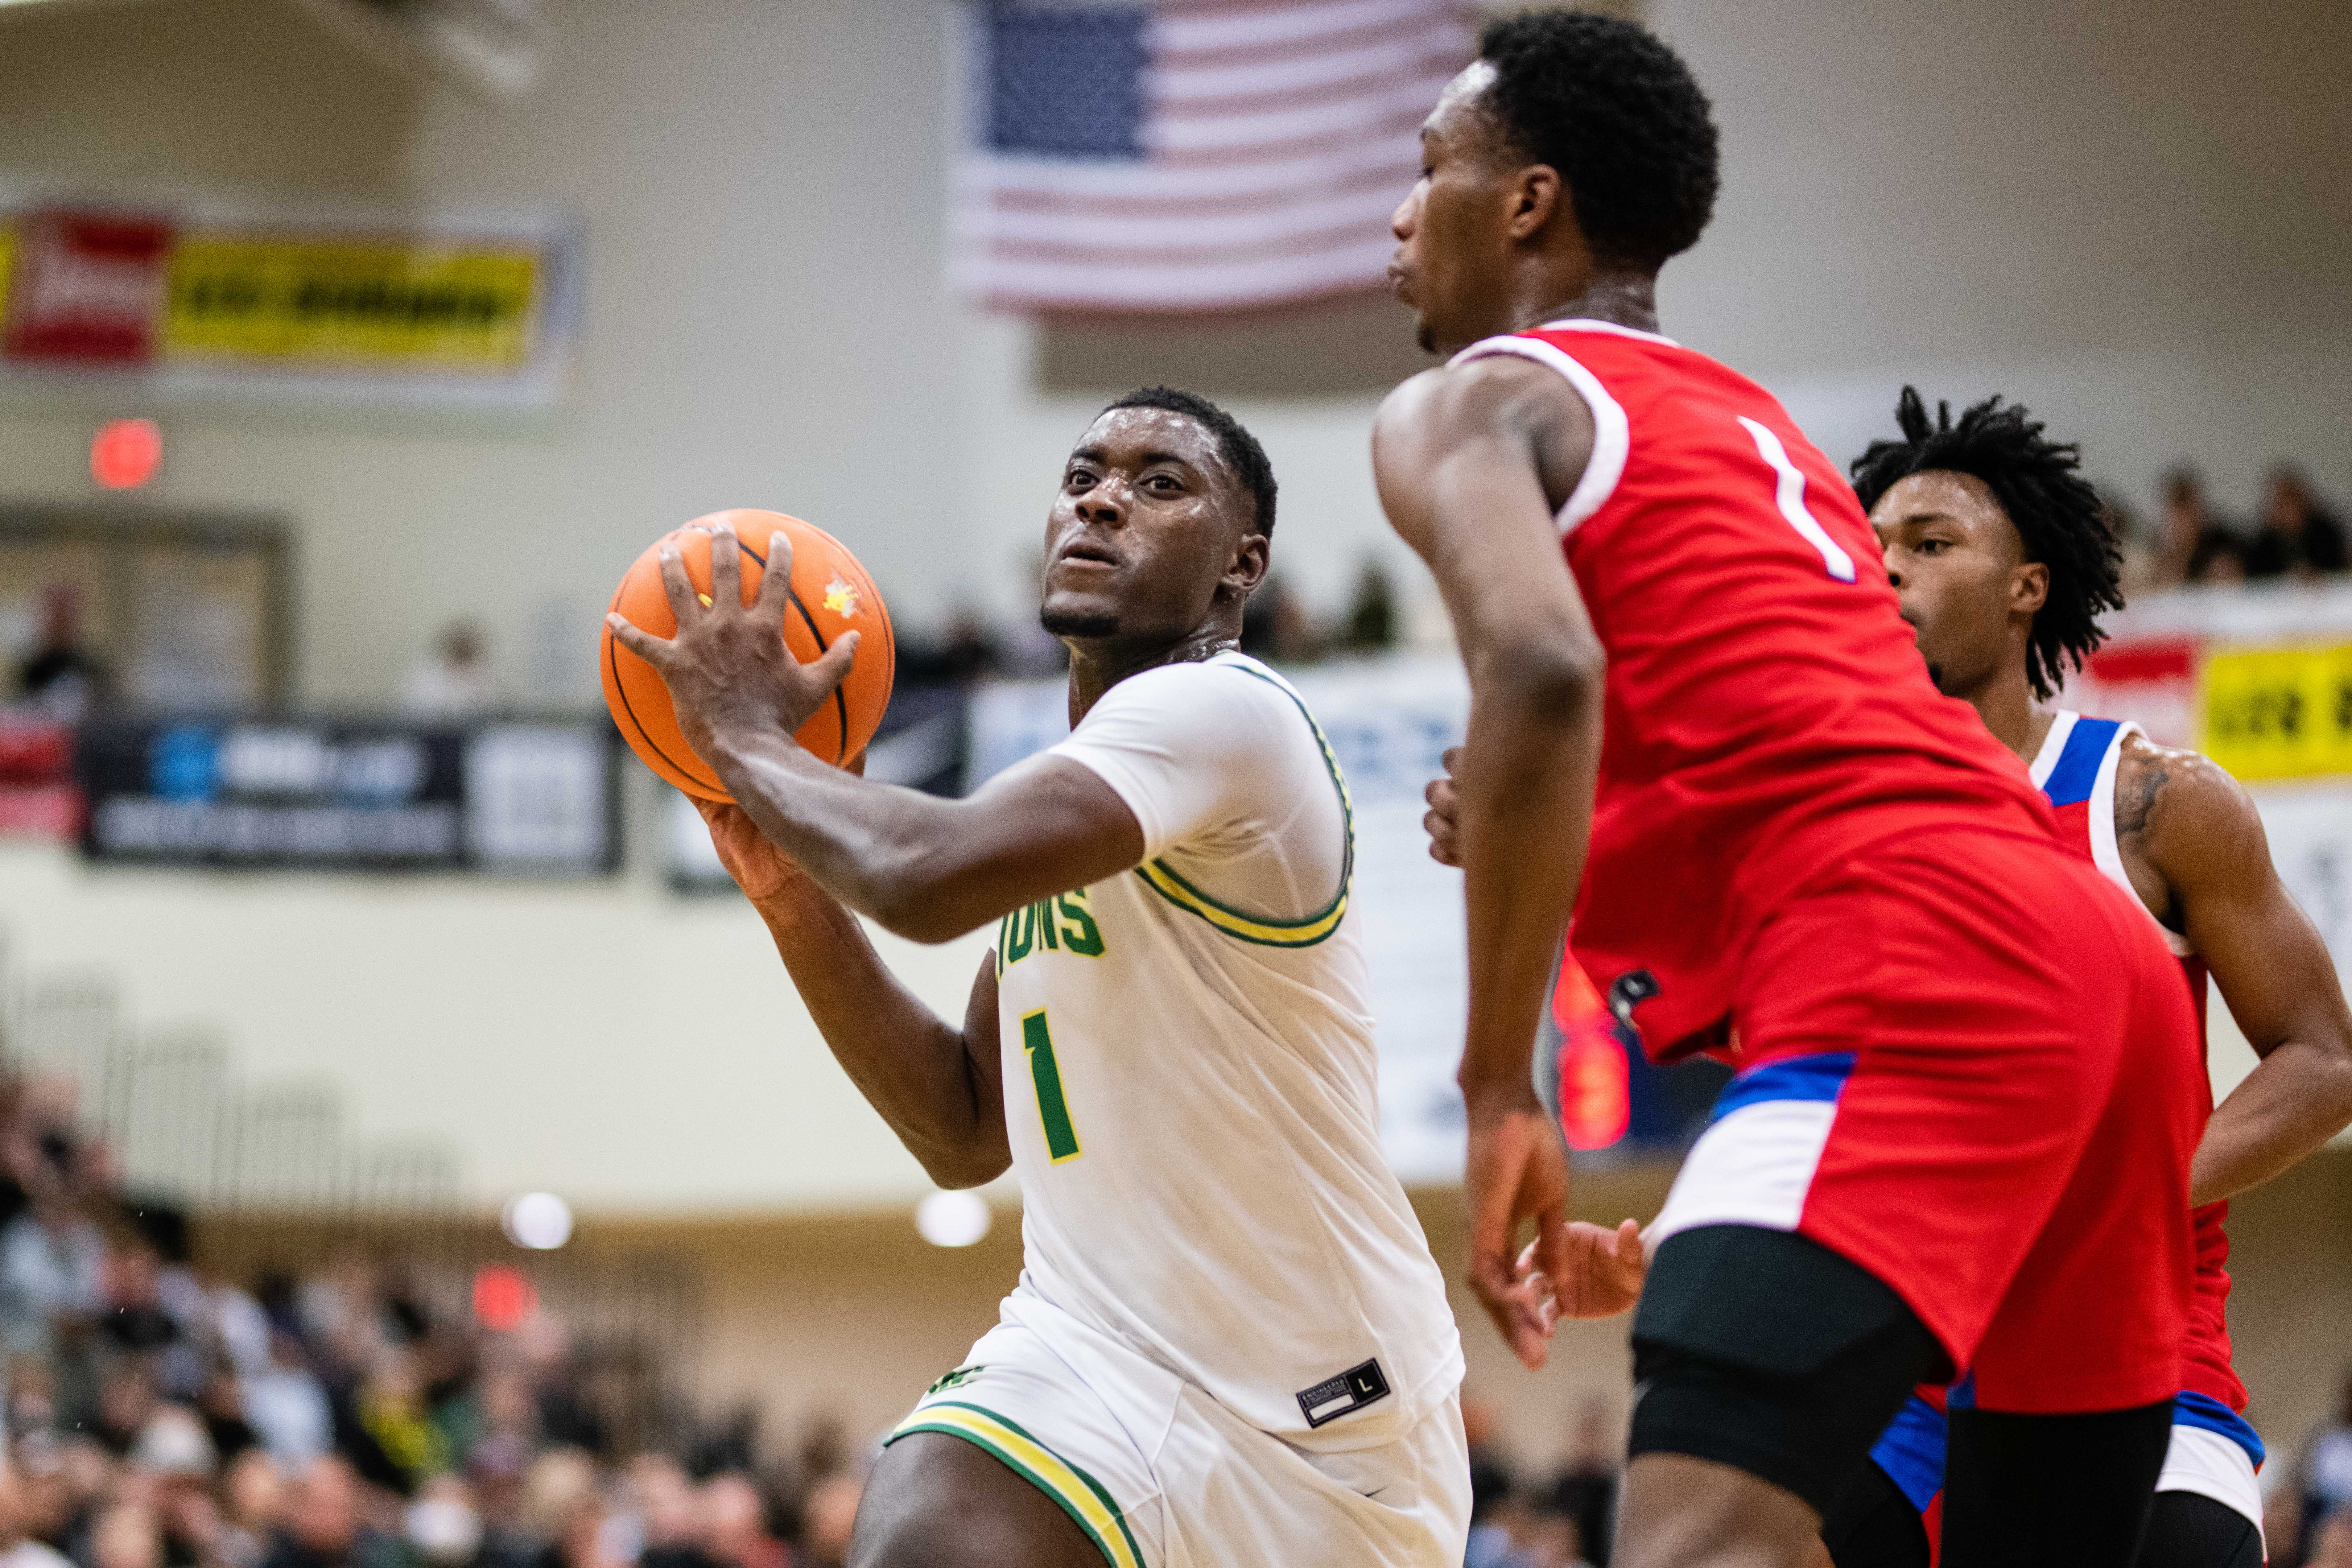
[604,514,886,791]
[737,529,851,766]
[605,621,723,796]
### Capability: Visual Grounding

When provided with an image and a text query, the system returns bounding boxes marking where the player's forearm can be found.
[1454,648,1602,1107]
[704,730,989,941]
[2190,1034,2352,1205]
[749,871,1010,1187]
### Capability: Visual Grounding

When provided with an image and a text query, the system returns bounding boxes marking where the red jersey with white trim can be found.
[1451,321,2057,1056]
[2030,710,2241,1411]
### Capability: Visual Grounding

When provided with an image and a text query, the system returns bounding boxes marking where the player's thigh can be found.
[1940,1402,2171,1568]
[1722,834,2185,1383]
[876,1307,1164,1568]
[2132,1491,2264,1568]
[851,1431,1109,1568]
[1621,1224,1943,1568]
[1966,916,2203,1416]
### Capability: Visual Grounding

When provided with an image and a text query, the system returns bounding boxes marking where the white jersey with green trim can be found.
[993,650,1461,1451]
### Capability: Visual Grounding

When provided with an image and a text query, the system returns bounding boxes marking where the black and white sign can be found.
[75,717,620,875]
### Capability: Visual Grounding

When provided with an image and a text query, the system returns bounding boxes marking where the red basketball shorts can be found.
[1649,826,2205,1412]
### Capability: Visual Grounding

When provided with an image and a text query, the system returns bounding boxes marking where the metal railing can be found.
[0,942,717,1461]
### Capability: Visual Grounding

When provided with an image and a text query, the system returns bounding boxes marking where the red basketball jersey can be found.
[2029,710,2242,1411]
[1452,321,2056,1055]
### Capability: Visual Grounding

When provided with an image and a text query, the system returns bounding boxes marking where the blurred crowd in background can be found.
[0,1070,866,1568]
[2140,464,2352,589]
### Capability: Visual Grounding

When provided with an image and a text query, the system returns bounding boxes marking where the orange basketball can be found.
[600,509,895,801]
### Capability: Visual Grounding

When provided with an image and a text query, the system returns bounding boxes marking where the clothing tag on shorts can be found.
[1296,1359,1390,1428]
[1606,968,1659,1028]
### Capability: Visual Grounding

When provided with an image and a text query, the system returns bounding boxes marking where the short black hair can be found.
[1851,388,2123,701]
[1101,385,1277,536]
[1475,11,1721,272]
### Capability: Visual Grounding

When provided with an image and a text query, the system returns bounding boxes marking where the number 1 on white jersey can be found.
[1738,415,1857,582]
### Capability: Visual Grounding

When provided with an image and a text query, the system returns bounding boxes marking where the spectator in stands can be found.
[138,1408,226,1568]
[53,1439,112,1561]
[2247,465,2350,580]
[259,1458,394,1568]
[2293,1372,2352,1555]
[699,1475,785,1568]
[1461,1395,1517,1568]
[1239,574,1321,663]
[794,1474,858,1568]
[0,1453,74,1568]
[1514,1499,1596,1568]
[2312,1509,2352,1568]
[194,1366,258,1469]
[898,612,1000,689]
[625,1458,709,1568]
[400,623,500,719]
[1547,1398,1618,1567]
[1340,560,1398,653]
[401,1475,486,1568]
[214,1453,284,1568]
[88,1366,158,1458]
[2151,466,2249,586]
[239,1333,329,1471]
[13,587,111,723]
[343,1349,450,1495]
[514,1450,614,1568]
[0,1187,105,1361]
[85,1505,159,1568]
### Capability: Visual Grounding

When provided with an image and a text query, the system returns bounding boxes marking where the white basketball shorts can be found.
[884,1287,1470,1568]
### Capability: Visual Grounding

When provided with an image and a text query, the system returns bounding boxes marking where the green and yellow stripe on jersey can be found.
[1131,662,1355,949]
[885,1399,1146,1568]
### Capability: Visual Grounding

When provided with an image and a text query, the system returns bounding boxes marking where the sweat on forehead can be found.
[1078,405,1222,466]
[1087,385,1280,535]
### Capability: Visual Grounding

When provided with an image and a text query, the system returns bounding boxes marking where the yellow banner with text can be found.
[163,235,541,370]
[2200,643,2352,782]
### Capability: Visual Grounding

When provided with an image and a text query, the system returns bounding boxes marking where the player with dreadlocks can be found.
[1815,388,2352,1568]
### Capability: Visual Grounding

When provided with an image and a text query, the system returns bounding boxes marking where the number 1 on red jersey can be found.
[1737,415,1858,583]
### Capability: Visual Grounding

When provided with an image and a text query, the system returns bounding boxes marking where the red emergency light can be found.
[91,418,162,490]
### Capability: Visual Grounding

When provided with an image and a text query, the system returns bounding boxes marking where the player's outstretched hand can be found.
[1554,1218,1646,1319]
[605,519,860,760]
[1423,746,1463,867]
[1464,1099,1571,1370]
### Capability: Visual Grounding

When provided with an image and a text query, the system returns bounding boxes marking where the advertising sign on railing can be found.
[74,717,619,875]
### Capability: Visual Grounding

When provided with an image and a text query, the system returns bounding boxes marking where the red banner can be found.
[1,211,174,365]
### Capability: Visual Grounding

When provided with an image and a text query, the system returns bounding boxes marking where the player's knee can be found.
[1628,1227,1942,1519]
[1614,1452,1824,1568]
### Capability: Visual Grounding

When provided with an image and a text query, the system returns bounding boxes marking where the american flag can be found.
[953,0,1476,315]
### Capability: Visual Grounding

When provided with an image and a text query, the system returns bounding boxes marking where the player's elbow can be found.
[1477,633,1602,725]
[863,878,979,945]
[2315,1029,2352,1127]
[919,1148,1012,1191]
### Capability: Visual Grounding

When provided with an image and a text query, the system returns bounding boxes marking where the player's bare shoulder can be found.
[1371,352,1597,528]
[2114,729,2271,920]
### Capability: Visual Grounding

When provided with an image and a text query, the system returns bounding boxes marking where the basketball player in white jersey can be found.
[606,385,1469,1568]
